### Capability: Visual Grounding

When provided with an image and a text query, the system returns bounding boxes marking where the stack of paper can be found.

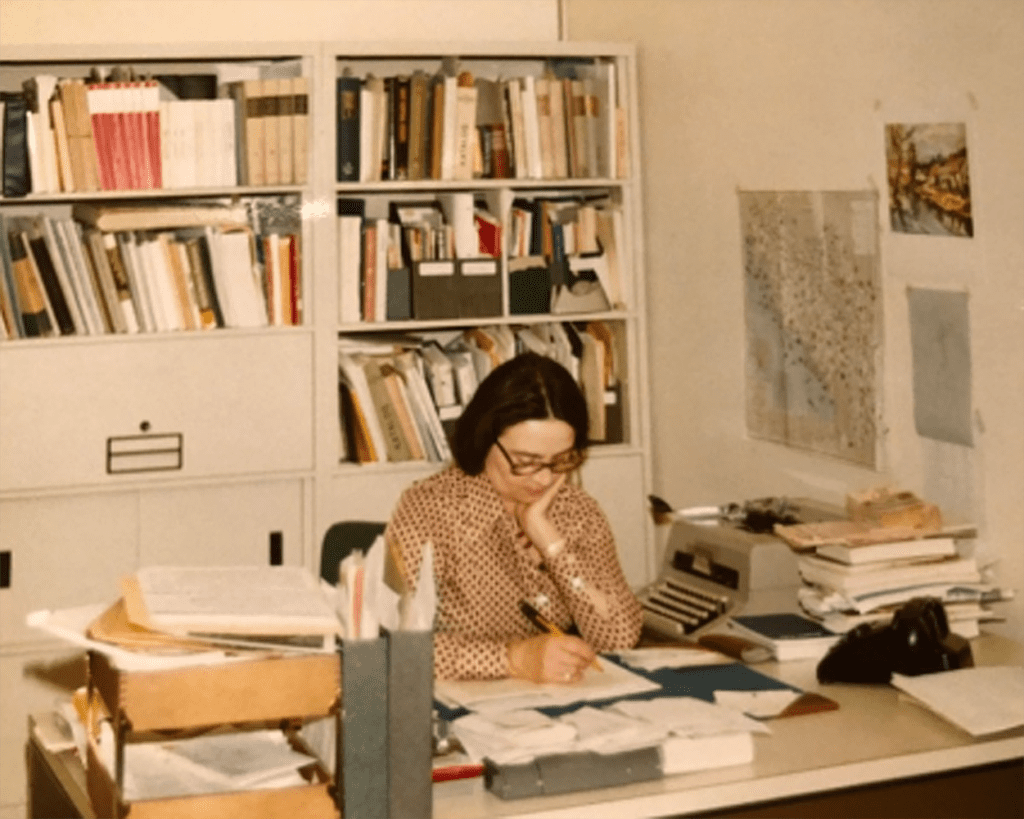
[777,505,1012,638]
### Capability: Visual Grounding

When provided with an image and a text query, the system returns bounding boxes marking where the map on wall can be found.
[740,190,882,467]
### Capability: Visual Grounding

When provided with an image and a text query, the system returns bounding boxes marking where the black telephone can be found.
[816,597,974,684]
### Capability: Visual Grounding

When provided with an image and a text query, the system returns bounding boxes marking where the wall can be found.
[0,0,559,44]
[565,0,1024,639]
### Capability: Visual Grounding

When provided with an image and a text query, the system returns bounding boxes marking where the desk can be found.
[27,635,1024,819]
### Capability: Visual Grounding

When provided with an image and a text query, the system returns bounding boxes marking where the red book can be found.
[288,233,302,325]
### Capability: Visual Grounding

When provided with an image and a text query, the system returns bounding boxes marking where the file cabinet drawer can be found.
[0,334,313,491]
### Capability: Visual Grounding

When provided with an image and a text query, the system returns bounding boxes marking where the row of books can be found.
[338,321,623,464]
[336,61,626,183]
[1,66,308,197]
[776,506,1012,639]
[337,193,626,324]
[0,201,301,340]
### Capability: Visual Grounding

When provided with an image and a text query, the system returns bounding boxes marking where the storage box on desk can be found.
[84,649,341,819]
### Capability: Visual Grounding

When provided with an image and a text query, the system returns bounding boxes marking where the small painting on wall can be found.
[885,122,973,237]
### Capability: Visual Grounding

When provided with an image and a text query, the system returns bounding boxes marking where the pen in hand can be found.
[519,600,603,672]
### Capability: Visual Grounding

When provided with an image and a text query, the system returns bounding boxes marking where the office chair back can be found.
[320,520,387,585]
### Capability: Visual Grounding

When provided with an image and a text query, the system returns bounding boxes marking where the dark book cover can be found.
[7,231,52,336]
[390,75,411,181]
[336,74,361,181]
[386,265,412,321]
[154,73,218,100]
[27,232,75,334]
[2,93,31,197]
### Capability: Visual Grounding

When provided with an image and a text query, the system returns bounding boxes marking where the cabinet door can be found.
[0,494,137,646]
[0,334,314,492]
[139,480,305,568]
[579,454,653,590]
[0,648,87,814]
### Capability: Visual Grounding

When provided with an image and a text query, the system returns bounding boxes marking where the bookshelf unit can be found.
[0,40,652,814]
[315,41,653,590]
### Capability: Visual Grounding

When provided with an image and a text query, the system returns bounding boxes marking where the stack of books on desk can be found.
[777,517,1011,638]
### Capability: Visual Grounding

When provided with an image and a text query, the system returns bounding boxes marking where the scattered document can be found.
[435,658,660,713]
[124,565,342,636]
[610,696,770,738]
[714,689,801,719]
[111,728,316,801]
[615,645,736,671]
[891,666,1024,736]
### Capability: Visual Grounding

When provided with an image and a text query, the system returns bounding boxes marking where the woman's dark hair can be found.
[452,352,589,475]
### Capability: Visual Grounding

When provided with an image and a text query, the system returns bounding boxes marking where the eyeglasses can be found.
[494,439,585,476]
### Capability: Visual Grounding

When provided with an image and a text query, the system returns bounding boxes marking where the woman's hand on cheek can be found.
[515,472,567,552]
[507,632,597,684]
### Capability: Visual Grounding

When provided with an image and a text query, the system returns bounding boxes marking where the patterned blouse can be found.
[385,466,643,680]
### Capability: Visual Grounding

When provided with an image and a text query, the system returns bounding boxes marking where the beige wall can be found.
[566,0,1024,639]
[0,0,559,45]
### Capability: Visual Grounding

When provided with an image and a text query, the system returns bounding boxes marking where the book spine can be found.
[336,74,361,182]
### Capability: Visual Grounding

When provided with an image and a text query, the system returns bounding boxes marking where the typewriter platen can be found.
[638,519,801,639]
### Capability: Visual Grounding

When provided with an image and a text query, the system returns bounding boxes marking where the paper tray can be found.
[87,650,340,732]
[85,734,338,819]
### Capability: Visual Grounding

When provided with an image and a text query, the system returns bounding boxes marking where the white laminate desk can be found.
[432,634,1023,819]
[27,635,1024,819]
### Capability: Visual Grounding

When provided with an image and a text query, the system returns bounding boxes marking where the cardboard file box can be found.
[85,650,341,819]
[338,629,433,819]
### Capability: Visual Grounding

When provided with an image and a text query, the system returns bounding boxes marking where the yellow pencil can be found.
[520,600,603,672]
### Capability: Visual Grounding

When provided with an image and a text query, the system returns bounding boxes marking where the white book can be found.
[519,75,543,180]
[338,350,388,462]
[659,731,754,775]
[421,343,458,408]
[38,216,85,334]
[337,214,362,324]
[58,219,105,334]
[439,74,459,180]
[115,233,154,333]
[816,535,958,566]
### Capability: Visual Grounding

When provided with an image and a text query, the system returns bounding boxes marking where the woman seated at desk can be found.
[386,352,642,684]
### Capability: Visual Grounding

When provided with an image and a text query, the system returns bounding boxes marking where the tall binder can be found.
[457,257,501,318]
[412,259,458,319]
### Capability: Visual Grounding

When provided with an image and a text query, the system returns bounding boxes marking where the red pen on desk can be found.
[519,600,603,672]
[433,763,485,782]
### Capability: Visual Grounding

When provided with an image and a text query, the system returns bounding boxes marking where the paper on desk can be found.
[611,696,771,737]
[435,657,660,713]
[891,666,1024,736]
[714,689,800,719]
[453,710,578,764]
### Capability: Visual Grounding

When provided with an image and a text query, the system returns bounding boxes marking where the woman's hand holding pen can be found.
[507,632,597,685]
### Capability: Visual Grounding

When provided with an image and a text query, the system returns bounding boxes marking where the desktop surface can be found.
[26,634,1023,819]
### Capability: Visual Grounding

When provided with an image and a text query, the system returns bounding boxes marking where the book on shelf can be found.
[406,70,430,181]
[338,350,388,464]
[22,74,61,194]
[336,71,361,182]
[72,201,250,233]
[337,198,364,324]
[2,92,31,197]
[6,229,55,337]
[451,71,478,182]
